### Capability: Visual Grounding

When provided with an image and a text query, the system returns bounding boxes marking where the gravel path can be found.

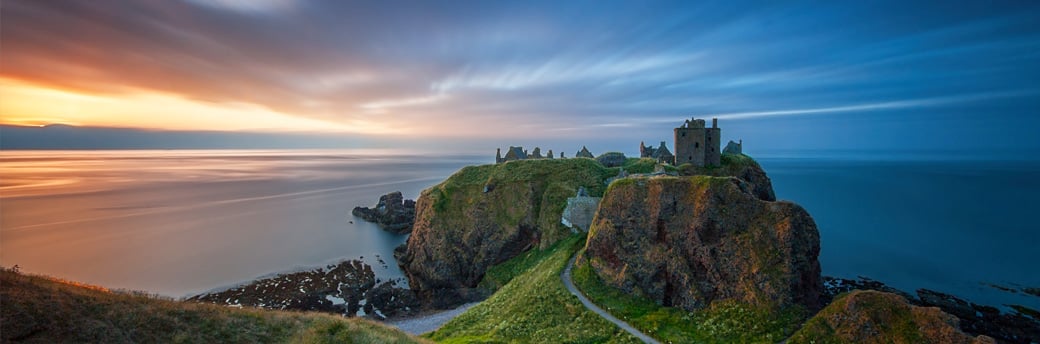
[562,254,661,344]
[386,302,478,335]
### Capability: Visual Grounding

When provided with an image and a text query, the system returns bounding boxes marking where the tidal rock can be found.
[352,191,416,234]
[585,176,822,311]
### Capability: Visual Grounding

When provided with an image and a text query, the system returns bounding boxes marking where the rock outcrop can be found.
[679,153,775,201]
[584,176,822,311]
[352,191,416,234]
[789,290,995,344]
[398,158,614,308]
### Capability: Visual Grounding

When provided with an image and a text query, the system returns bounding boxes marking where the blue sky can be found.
[1,0,1038,157]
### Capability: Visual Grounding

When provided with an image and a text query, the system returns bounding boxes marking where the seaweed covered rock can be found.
[789,290,995,344]
[679,153,776,201]
[352,191,416,234]
[398,159,615,308]
[585,175,822,312]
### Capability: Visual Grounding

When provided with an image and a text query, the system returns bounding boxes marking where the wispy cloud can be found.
[2,1,1039,146]
[714,90,1040,120]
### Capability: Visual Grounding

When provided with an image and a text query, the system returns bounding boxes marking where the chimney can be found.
[712,118,718,128]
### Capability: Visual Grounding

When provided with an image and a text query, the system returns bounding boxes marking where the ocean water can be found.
[0,150,486,297]
[1,150,1036,310]
[761,157,1040,310]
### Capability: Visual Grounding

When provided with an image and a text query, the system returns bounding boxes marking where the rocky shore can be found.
[187,259,418,320]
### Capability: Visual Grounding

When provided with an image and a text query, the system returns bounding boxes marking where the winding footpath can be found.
[562,254,662,344]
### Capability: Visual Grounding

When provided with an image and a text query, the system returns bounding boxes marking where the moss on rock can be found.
[789,290,995,344]
[398,158,616,308]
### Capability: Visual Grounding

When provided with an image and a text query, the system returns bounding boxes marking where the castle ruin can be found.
[674,117,721,167]
[639,141,675,164]
[496,146,558,164]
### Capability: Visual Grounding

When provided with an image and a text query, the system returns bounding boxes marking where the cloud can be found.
[713,90,1040,120]
[181,0,302,15]
[1,1,1039,141]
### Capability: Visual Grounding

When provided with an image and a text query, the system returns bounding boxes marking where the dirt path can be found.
[386,302,478,335]
[562,254,661,344]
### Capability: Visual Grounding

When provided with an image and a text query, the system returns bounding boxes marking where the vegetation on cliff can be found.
[572,248,804,343]
[789,290,995,344]
[426,234,639,343]
[679,153,776,201]
[0,268,422,343]
[399,158,617,306]
[586,175,822,312]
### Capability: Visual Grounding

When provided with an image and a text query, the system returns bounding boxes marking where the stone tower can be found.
[673,117,721,167]
[705,118,721,167]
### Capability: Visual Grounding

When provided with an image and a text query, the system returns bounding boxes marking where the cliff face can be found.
[585,176,822,311]
[789,290,995,344]
[398,159,614,308]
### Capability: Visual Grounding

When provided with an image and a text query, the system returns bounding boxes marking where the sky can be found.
[2,1,1039,156]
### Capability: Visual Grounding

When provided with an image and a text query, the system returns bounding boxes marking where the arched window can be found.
[695,142,699,148]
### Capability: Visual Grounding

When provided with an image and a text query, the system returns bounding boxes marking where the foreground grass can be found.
[0,268,423,343]
[426,234,639,343]
[571,249,804,343]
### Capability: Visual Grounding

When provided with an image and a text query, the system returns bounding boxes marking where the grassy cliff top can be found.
[1,268,423,344]
[429,157,615,198]
[678,153,762,176]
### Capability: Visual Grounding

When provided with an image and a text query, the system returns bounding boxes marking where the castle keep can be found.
[674,117,721,167]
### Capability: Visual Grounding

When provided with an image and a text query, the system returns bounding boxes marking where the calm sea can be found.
[1,150,1036,309]
[761,156,1040,310]
[0,150,487,297]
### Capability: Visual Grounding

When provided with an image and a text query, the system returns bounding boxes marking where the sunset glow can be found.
[1,1,1038,151]
[0,78,385,133]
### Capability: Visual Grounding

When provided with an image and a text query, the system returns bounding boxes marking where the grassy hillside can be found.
[571,248,804,343]
[0,268,424,343]
[426,234,640,343]
[423,158,616,249]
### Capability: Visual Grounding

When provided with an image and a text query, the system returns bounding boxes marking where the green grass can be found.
[571,249,804,343]
[425,158,617,249]
[1,268,424,343]
[619,157,677,174]
[477,233,580,292]
[426,234,640,343]
[788,290,923,344]
[678,153,759,176]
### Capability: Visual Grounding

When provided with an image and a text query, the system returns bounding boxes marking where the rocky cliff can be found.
[397,158,615,308]
[352,191,416,234]
[584,175,822,311]
[789,290,995,344]
[679,153,776,201]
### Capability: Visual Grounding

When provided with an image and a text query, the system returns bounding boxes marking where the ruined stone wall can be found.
[674,127,706,166]
[705,127,721,167]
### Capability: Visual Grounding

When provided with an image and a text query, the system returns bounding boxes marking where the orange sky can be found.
[0,78,388,133]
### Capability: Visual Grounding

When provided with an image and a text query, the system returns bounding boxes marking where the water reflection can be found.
[0,150,487,297]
